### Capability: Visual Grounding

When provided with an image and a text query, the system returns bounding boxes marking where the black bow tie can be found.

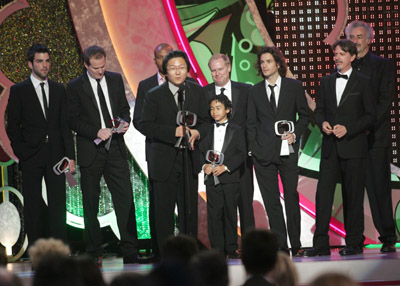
[215,122,227,127]
[337,73,348,80]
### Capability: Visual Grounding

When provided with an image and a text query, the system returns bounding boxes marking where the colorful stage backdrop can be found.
[0,0,399,258]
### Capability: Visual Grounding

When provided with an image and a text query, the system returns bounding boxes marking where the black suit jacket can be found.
[66,71,131,167]
[353,51,395,148]
[7,78,74,163]
[200,123,247,184]
[133,73,158,135]
[140,80,210,182]
[247,77,309,165]
[314,71,376,159]
[203,81,251,128]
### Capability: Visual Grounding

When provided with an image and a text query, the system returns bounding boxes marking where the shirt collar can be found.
[157,72,166,85]
[30,74,48,89]
[339,67,352,78]
[265,76,282,88]
[216,80,231,93]
[87,71,105,85]
[168,81,180,95]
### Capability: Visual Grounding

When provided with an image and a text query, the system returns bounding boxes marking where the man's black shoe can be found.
[339,246,363,256]
[291,248,303,257]
[381,242,396,253]
[302,247,331,257]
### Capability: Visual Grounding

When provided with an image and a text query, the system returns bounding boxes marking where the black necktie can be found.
[336,73,348,80]
[268,84,277,113]
[96,79,112,128]
[40,82,49,119]
[215,121,227,127]
[219,88,225,96]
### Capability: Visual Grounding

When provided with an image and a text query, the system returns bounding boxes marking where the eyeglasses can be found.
[167,66,187,73]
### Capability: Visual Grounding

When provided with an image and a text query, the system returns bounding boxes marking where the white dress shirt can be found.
[215,80,232,102]
[87,72,114,128]
[336,68,352,106]
[265,76,282,108]
[30,74,49,118]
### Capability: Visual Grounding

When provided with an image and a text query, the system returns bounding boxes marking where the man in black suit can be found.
[66,46,138,264]
[241,229,279,286]
[203,54,255,235]
[140,50,209,251]
[345,20,397,253]
[133,43,173,256]
[200,94,247,257]
[305,40,376,257]
[7,44,75,245]
[247,46,309,256]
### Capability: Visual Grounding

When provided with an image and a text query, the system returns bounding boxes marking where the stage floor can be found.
[6,246,400,286]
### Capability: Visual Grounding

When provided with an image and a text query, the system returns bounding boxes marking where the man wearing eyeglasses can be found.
[140,50,209,250]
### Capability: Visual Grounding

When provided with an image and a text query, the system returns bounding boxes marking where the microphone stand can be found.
[177,86,193,236]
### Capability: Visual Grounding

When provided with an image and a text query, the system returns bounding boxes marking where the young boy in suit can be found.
[200,94,247,258]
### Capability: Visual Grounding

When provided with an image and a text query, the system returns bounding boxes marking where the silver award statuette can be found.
[205,150,225,185]
[93,118,126,149]
[53,157,78,187]
[175,111,197,149]
[274,120,295,156]
[104,117,126,150]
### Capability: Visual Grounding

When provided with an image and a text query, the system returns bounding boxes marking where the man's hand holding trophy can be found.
[274,120,295,156]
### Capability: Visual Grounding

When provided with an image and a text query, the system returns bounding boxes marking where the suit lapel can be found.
[231,82,238,117]
[221,124,234,154]
[338,72,357,108]
[104,72,117,118]
[258,82,274,115]
[163,83,179,113]
[82,73,100,114]
[27,78,47,121]
[329,73,338,109]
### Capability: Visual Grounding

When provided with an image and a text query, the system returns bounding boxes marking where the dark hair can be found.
[83,45,106,66]
[161,234,199,265]
[27,44,50,63]
[241,229,279,275]
[332,39,357,56]
[208,94,232,119]
[255,46,288,78]
[154,43,173,57]
[162,50,191,75]
[189,250,229,286]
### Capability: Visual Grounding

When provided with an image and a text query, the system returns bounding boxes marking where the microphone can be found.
[178,83,185,110]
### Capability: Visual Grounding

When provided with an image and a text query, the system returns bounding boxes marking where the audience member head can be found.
[161,234,199,265]
[154,43,173,74]
[28,237,70,269]
[189,250,229,286]
[110,272,145,286]
[209,94,233,121]
[75,255,106,286]
[33,254,83,286]
[310,273,357,286]
[268,252,299,286]
[0,267,22,286]
[208,54,231,87]
[255,46,288,79]
[241,229,279,276]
